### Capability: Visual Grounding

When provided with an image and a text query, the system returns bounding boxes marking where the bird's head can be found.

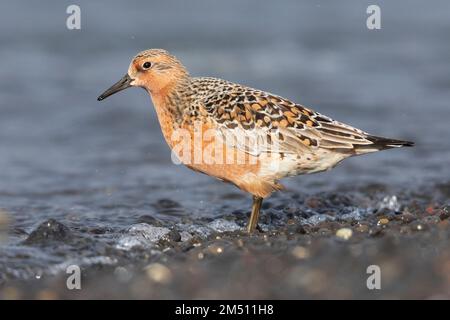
[97,49,188,101]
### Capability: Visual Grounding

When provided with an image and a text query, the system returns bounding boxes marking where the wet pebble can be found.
[335,228,353,240]
[306,214,335,226]
[183,225,212,238]
[180,231,193,242]
[24,219,72,245]
[158,229,183,248]
[340,208,370,222]
[116,223,171,250]
[378,195,401,211]
[377,218,390,226]
[164,230,182,242]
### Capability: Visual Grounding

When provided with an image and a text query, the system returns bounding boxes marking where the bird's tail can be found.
[354,135,414,154]
[367,135,414,148]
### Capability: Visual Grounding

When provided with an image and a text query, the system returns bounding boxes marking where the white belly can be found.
[258,150,348,179]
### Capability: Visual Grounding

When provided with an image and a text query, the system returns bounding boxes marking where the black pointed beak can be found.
[97,74,134,101]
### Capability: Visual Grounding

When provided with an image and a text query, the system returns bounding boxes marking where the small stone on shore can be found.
[336,228,353,240]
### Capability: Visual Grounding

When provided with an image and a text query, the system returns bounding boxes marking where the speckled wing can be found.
[201,81,374,156]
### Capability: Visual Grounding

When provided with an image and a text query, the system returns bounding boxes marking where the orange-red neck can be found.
[148,77,191,147]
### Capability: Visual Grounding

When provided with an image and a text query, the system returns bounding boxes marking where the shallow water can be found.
[0,1,449,296]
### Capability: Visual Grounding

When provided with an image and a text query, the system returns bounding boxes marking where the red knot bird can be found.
[98,49,414,233]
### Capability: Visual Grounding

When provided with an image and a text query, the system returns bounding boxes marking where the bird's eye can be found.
[143,61,152,69]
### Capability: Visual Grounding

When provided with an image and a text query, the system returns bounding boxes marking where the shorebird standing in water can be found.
[98,49,413,233]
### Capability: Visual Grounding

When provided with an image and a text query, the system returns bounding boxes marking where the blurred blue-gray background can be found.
[0,1,449,283]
